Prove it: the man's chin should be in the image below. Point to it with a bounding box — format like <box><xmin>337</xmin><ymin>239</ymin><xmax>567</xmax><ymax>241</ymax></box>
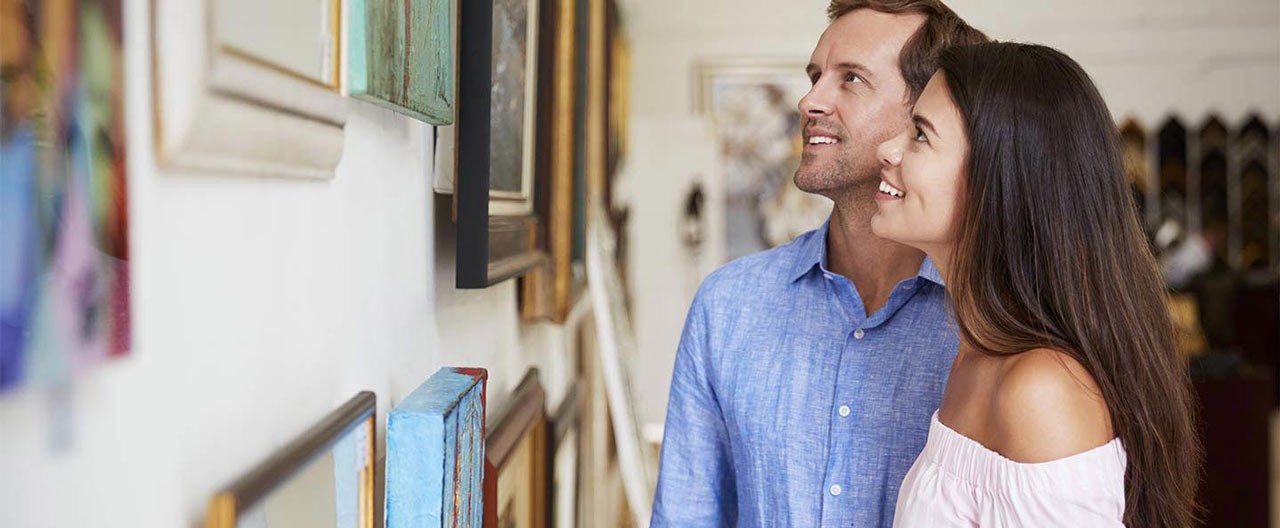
<box><xmin>793</xmin><ymin>169</ymin><xmax>846</xmax><ymax>196</ymax></box>
<box><xmin>795</xmin><ymin>172</ymin><xmax>879</xmax><ymax>202</ymax></box>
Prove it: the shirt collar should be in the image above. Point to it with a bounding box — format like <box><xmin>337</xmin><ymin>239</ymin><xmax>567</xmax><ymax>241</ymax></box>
<box><xmin>789</xmin><ymin>218</ymin><xmax>947</xmax><ymax>287</ymax></box>
<box><xmin>789</xmin><ymin>220</ymin><xmax>831</xmax><ymax>282</ymax></box>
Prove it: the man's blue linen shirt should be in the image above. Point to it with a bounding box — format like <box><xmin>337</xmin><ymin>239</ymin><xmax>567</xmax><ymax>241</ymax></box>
<box><xmin>651</xmin><ymin>222</ymin><xmax>958</xmax><ymax>527</ymax></box>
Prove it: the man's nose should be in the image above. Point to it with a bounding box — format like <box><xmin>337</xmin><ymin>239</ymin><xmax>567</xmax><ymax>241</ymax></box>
<box><xmin>798</xmin><ymin>82</ymin><xmax>833</xmax><ymax>116</ymax></box>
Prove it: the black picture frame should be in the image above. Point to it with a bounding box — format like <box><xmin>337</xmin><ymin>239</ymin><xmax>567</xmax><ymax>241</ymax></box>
<box><xmin>457</xmin><ymin>0</ymin><xmax>548</xmax><ymax>288</ymax></box>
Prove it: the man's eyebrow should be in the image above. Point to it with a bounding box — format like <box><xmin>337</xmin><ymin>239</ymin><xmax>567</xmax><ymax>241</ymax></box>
<box><xmin>805</xmin><ymin>62</ymin><xmax>875</xmax><ymax>80</ymax></box>
<box><xmin>833</xmin><ymin>62</ymin><xmax>875</xmax><ymax>80</ymax></box>
<box><xmin>913</xmin><ymin>113</ymin><xmax>939</xmax><ymax>139</ymax></box>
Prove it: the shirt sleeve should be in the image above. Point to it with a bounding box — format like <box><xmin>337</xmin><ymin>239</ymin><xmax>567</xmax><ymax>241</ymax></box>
<box><xmin>650</xmin><ymin>286</ymin><xmax>737</xmax><ymax>528</ymax></box>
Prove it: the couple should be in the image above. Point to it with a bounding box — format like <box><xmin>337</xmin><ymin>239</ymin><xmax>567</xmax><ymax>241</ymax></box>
<box><xmin>653</xmin><ymin>1</ymin><xmax>1201</xmax><ymax>527</ymax></box>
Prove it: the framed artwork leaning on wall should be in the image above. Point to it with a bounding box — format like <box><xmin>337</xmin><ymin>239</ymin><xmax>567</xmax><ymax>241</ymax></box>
<box><xmin>205</xmin><ymin>392</ymin><xmax>376</xmax><ymax>528</ymax></box>
<box><xmin>484</xmin><ymin>369</ymin><xmax>548</xmax><ymax>528</ymax></box>
<box><xmin>385</xmin><ymin>367</ymin><xmax>487</xmax><ymax>528</ymax></box>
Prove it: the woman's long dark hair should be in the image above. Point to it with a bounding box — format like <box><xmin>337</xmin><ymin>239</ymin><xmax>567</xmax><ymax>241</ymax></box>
<box><xmin>939</xmin><ymin>43</ymin><xmax>1200</xmax><ymax>527</ymax></box>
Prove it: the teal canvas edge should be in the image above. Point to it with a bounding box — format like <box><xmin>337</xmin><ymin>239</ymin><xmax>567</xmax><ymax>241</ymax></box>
<box><xmin>348</xmin><ymin>0</ymin><xmax>369</xmax><ymax>95</ymax></box>
<box><xmin>346</xmin><ymin>0</ymin><xmax>455</xmax><ymax>125</ymax></box>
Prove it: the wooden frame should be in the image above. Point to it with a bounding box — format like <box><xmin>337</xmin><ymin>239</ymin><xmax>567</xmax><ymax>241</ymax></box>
<box><xmin>347</xmin><ymin>0</ymin><xmax>454</xmax><ymax>124</ymax></box>
<box><xmin>548</xmin><ymin>379</ymin><xmax>583</xmax><ymax>528</ymax></box>
<box><xmin>152</xmin><ymin>0</ymin><xmax>347</xmax><ymax>178</ymax></box>
<box><xmin>385</xmin><ymin>368</ymin><xmax>487</xmax><ymax>528</ymax></box>
<box><xmin>205</xmin><ymin>392</ymin><xmax>376</xmax><ymax>528</ymax></box>
<box><xmin>484</xmin><ymin>370</ymin><xmax>548</xmax><ymax>528</ymax></box>
<box><xmin>520</xmin><ymin>0</ymin><xmax>585</xmax><ymax>320</ymax></box>
<box><xmin>456</xmin><ymin>0</ymin><xmax>547</xmax><ymax>288</ymax></box>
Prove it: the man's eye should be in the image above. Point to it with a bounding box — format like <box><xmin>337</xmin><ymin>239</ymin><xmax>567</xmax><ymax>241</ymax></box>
<box><xmin>846</xmin><ymin>73</ymin><xmax>862</xmax><ymax>83</ymax></box>
<box><xmin>810</xmin><ymin>73</ymin><xmax>820</xmax><ymax>85</ymax></box>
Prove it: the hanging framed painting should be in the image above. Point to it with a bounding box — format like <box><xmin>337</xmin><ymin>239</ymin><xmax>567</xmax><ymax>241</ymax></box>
<box><xmin>456</xmin><ymin>0</ymin><xmax>547</xmax><ymax>288</ymax></box>
<box><xmin>348</xmin><ymin>0</ymin><xmax>454</xmax><ymax>124</ymax></box>
<box><xmin>483</xmin><ymin>369</ymin><xmax>548</xmax><ymax>528</ymax></box>
<box><xmin>205</xmin><ymin>392</ymin><xmax>377</xmax><ymax>528</ymax></box>
<box><xmin>1</xmin><ymin>0</ymin><xmax>129</xmax><ymax>391</ymax></box>
<box><xmin>694</xmin><ymin>59</ymin><xmax>832</xmax><ymax>262</ymax></box>
<box><xmin>519</xmin><ymin>0</ymin><xmax>587</xmax><ymax>321</ymax></box>
<box><xmin>152</xmin><ymin>0</ymin><xmax>346</xmax><ymax>178</ymax></box>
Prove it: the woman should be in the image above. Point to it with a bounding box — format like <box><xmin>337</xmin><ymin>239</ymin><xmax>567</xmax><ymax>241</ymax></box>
<box><xmin>873</xmin><ymin>43</ymin><xmax>1200</xmax><ymax>527</ymax></box>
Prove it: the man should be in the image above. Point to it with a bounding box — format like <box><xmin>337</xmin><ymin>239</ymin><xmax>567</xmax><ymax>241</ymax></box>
<box><xmin>652</xmin><ymin>2</ymin><xmax>987</xmax><ymax>526</ymax></box>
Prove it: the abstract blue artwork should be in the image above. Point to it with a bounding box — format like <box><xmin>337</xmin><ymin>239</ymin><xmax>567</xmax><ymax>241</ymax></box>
<box><xmin>386</xmin><ymin>367</ymin><xmax>487</xmax><ymax>528</ymax></box>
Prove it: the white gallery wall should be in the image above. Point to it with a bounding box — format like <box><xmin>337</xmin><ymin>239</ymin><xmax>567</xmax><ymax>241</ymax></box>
<box><xmin>0</xmin><ymin>0</ymin><xmax>577</xmax><ymax>526</ymax></box>
<box><xmin>620</xmin><ymin>0</ymin><xmax>1280</xmax><ymax>427</ymax></box>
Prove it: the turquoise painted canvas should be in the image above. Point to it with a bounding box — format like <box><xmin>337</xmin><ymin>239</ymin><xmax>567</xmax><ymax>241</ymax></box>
<box><xmin>349</xmin><ymin>0</ymin><xmax>454</xmax><ymax>124</ymax></box>
<box><xmin>386</xmin><ymin>367</ymin><xmax>486</xmax><ymax>527</ymax></box>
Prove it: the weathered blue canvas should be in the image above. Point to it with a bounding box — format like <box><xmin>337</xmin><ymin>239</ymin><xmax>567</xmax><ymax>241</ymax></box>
<box><xmin>386</xmin><ymin>368</ymin><xmax>487</xmax><ymax>527</ymax></box>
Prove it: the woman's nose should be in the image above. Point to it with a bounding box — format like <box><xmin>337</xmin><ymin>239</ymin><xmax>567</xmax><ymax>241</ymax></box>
<box><xmin>878</xmin><ymin>133</ymin><xmax>905</xmax><ymax>167</ymax></box>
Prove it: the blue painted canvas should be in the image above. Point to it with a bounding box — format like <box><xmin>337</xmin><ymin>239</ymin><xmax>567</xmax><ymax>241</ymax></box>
<box><xmin>386</xmin><ymin>368</ymin><xmax>487</xmax><ymax>528</ymax></box>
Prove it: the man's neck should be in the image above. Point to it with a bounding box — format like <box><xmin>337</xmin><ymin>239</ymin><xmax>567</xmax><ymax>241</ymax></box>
<box><xmin>825</xmin><ymin>199</ymin><xmax>926</xmax><ymax>316</ymax></box>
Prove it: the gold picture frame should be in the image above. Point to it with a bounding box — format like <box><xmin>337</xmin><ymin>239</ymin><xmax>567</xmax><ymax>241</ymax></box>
<box><xmin>484</xmin><ymin>370</ymin><xmax>548</xmax><ymax>528</ymax></box>
<box><xmin>205</xmin><ymin>392</ymin><xmax>376</xmax><ymax>528</ymax></box>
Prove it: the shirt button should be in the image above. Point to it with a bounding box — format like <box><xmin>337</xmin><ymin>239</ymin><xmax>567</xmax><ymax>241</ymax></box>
<box><xmin>838</xmin><ymin>405</ymin><xmax>851</xmax><ymax>417</ymax></box>
<box><xmin>830</xmin><ymin>484</ymin><xmax>843</xmax><ymax>496</ymax></box>
<box><xmin>854</xmin><ymin>329</ymin><xmax>865</xmax><ymax>339</ymax></box>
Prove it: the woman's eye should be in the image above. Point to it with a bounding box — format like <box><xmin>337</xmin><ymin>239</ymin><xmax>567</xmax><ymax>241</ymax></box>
<box><xmin>914</xmin><ymin>126</ymin><xmax>928</xmax><ymax>143</ymax></box>
<box><xmin>810</xmin><ymin>73</ymin><xmax>820</xmax><ymax>85</ymax></box>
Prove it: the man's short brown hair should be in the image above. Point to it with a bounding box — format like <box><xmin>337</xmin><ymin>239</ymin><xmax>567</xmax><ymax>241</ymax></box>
<box><xmin>827</xmin><ymin>0</ymin><xmax>989</xmax><ymax>100</ymax></box>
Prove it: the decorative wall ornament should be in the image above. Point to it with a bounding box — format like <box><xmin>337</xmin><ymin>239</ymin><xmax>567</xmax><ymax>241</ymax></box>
<box><xmin>1236</xmin><ymin>116</ymin><xmax>1272</xmax><ymax>270</ymax></box>
<box><xmin>1158</xmin><ymin>117</ymin><xmax>1190</xmax><ymax>242</ymax></box>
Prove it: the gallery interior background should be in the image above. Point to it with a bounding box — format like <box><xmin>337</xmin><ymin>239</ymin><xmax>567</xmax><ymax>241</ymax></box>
<box><xmin>0</xmin><ymin>0</ymin><xmax>1277</xmax><ymax>526</ymax></box>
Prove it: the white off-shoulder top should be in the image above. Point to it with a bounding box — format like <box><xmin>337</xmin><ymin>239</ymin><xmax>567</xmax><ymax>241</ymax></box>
<box><xmin>893</xmin><ymin>411</ymin><xmax>1128</xmax><ymax>527</ymax></box>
